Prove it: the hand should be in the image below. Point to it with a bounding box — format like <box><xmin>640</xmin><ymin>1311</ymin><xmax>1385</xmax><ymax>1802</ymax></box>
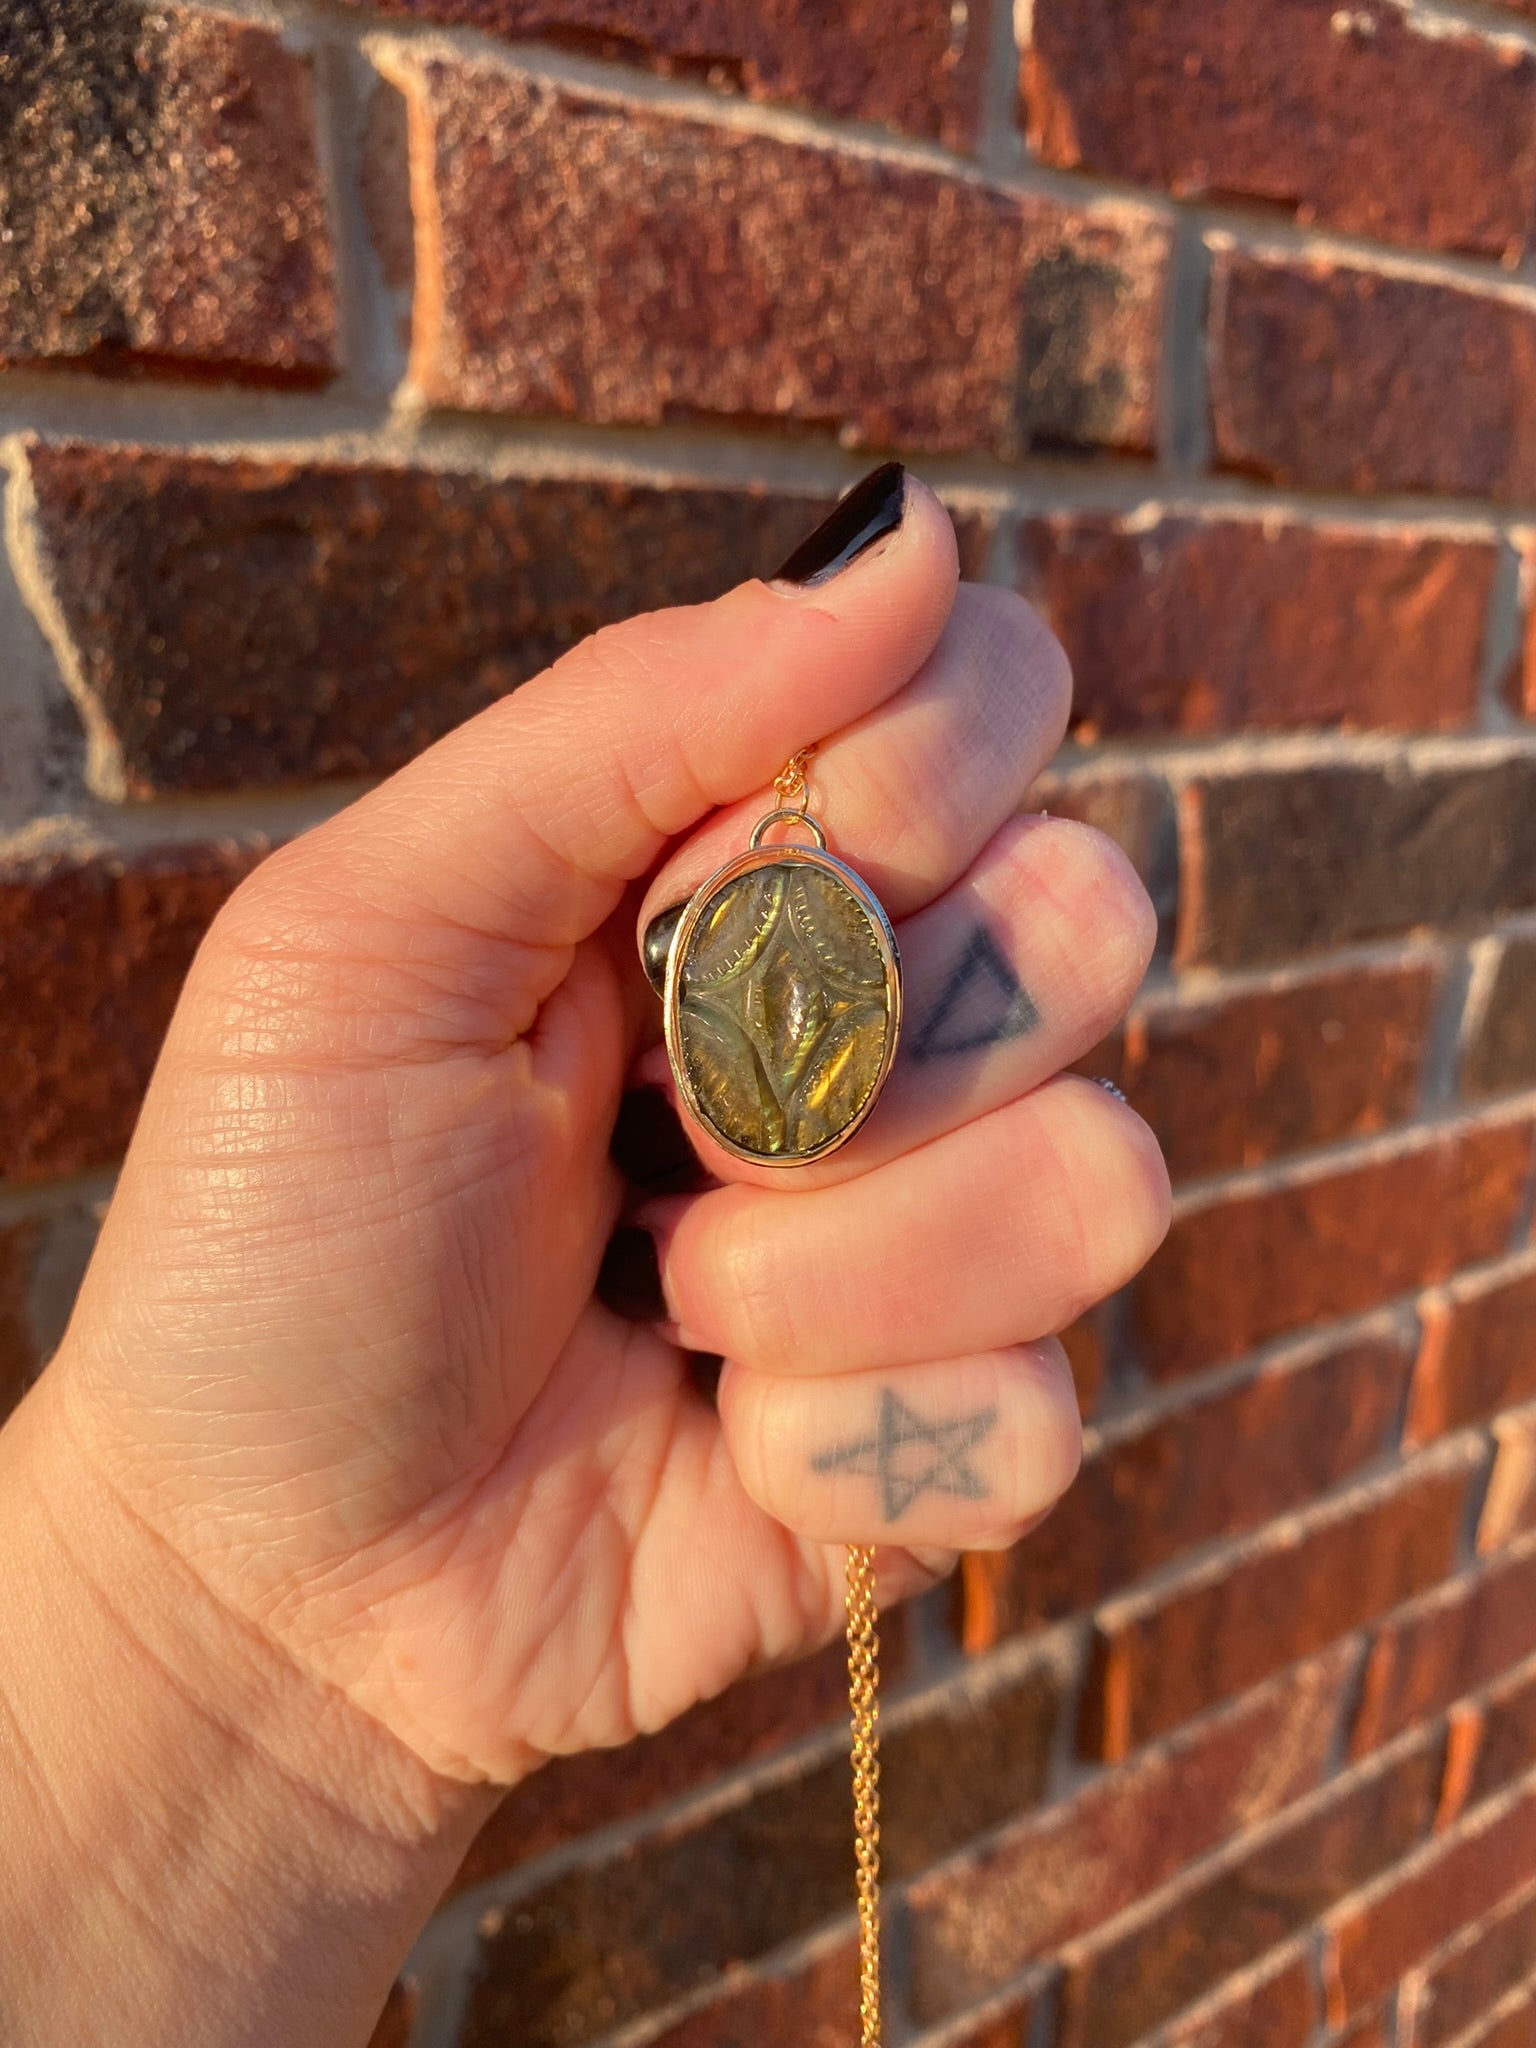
<box><xmin>21</xmin><ymin>472</ymin><xmax>1167</xmax><ymax>1799</ymax></box>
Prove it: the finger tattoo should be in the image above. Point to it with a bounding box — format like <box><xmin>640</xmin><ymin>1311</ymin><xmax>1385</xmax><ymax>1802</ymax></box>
<box><xmin>909</xmin><ymin>926</ymin><xmax>1039</xmax><ymax>1062</ymax></box>
<box><xmin>812</xmin><ymin>1388</ymin><xmax>998</xmax><ymax>1521</ymax></box>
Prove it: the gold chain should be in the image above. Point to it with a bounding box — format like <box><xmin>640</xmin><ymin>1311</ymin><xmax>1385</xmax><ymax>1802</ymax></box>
<box><xmin>775</xmin><ymin>745</ymin><xmax>819</xmax><ymax>810</ymax></box>
<box><xmin>846</xmin><ymin>1543</ymin><xmax>881</xmax><ymax>2048</ymax></box>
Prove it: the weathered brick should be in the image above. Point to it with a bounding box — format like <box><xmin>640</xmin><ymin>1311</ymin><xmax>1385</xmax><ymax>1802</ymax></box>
<box><xmin>353</xmin><ymin>0</ymin><xmax>989</xmax><ymax>148</ymax></box>
<box><xmin>1465</xmin><ymin>1661</ymin><xmax>1536</xmax><ymax>1809</ymax></box>
<box><xmin>970</xmin><ymin>1333</ymin><xmax>1409</xmax><ymax>1635</ymax></box>
<box><xmin>1080</xmin><ymin>1453</ymin><xmax>1475</xmax><ymax>1759</ymax></box>
<box><xmin>392</xmin><ymin>58</ymin><xmax>1168</xmax><ymax>454</ymax></box>
<box><xmin>0</xmin><ymin>841</ymin><xmax>261</xmax><ymax>1183</ymax></box>
<box><xmin>1462</xmin><ymin>1991</ymin><xmax>1536</xmax><ymax>2048</ymax></box>
<box><xmin>451</xmin><ymin>1632</ymin><xmax>867</xmax><ymax>1893</ymax></box>
<box><xmin>1408</xmin><ymin>1264</ymin><xmax>1536</xmax><ymax>1443</ymax></box>
<box><xmin>0</xmin><ymin>1220</ymin><xmax>41</xmax><ymax>1423</ymax></box>
<box><xmin>640</xmin><ymin>1935</ymin><xmax>860</xmax><ymax>2048</ymax></box>
<box><xmin>1179</xmin><ymin>759</ymin><xmax>1536</xmax><ymax>970</ymax></box>
<box><xmin>1143</xmin><ymin>1951</ymin><xmax>1318</xmax><ymax>2048</ymax></box>
<box><xmin>24</xmin><ymin>445</ymin><xmax>990</xmax><ymax>799</ymax></box>
<box><xmin>1124</xmin><ymin>965</ymin><xmax>1438</xmax><ymax>1183</ymax></box>
<box><xmin>1325</xmin><ymin>1782</ymin><xmax>1536</xmax><ymax>2021</ymax></box>
<box><xmin>1410</xmin><ymin>1881</ymin><xmax>1536</xmax><ymax>2048</ymax></box>
<box><xmin>1480</xmin><ymin>1411</ymin><xmax>1536</xmax><ymax>1553</ymax></box>
<box><xmin>1351</xmin><ymin>1542</ymin><xmax>1536</xmax><ymax>1755</ymax></box>
<box><xmin>1211</xmin><ymin>247</ymin><xmax>1536</xmax><ymax>502</ymax></box>
<box><xmin>905</xmin><ymin>1651</ymin><xmax>1349</xmax><ymax>2023</ymax></box>
<box><xmin>0</xmin><ymin>0</ymin><xmax>336</xmax><ymax>379</ymax></box>
<box><xmin>1464</xmin><ymin>937</ymin><xmax>1536</xmax><ymax>1099</ymax></box>
<box><xmin>1056</xmin><ymin>1737</ymin><xmax>1442</xmax><ymax>2048</ymax></box>
<box><xmin>1135</xmin><ymin>1122</ymin><xmax>1532</xmax><ymax>1382</ymax></box>
<box><xmin>1022</xmin><ymin>514</ymin><xmax>1495</xmax><ymax>738</ymax></box>
<box><xmin>1026</xmin><ymin>0</ymin><xmax>1536</xmax><ymax>260</ymax></box>
<box><xmin>463</xmin><ymin>1653</ymin><xmax>1060</xmax><ymax>2047</ymax></box>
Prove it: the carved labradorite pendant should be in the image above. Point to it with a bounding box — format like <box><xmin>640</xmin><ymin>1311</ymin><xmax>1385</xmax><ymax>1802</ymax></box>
<box><xmin>658</xmin><ymin>760</ymin><xmax>901</xmax><ymax>1167</ymax></box>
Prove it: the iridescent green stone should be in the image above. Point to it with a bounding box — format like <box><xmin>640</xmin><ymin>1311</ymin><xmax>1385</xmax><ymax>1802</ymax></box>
<box><xmin>672</xmin><ymin>857</ymin><xmax>894</xmax><ymax>1161</ymax></box>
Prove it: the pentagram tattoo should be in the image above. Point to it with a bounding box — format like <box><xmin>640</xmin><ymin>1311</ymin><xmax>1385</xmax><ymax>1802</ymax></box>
<box><xmin>811</xmin><ymin>1389</ymin><xmax>999</xmax><ymax>1522</ymax></box>
<box><xmin>910</xmin><ymin>926</ymin><xmax>1040</xmax><ymax>1062</ymax></box>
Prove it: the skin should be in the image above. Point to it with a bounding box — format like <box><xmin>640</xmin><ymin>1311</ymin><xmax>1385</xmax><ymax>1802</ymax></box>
<box><xmin>0</xmin><ymin>479</ymin><xmax>1169</xmax><ymax>2047</ymax></box>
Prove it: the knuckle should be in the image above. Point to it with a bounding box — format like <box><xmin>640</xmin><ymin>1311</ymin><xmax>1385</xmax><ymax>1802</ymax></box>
<box><xmin>714</xmin><ymin>1210</ymin><xmax>802</xmax><ymax>1369</ymax></box>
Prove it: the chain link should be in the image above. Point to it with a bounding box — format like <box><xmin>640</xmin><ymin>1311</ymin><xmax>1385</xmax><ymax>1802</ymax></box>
<box><xmin>774</xmin><ymin>745</ymin><xmax>819</xmax><ymax>811</ymax></box>
<box><xmin>846</xmin><ymin>1543</ymin><xmax>881</xmax><ymax>2048</ymax></box>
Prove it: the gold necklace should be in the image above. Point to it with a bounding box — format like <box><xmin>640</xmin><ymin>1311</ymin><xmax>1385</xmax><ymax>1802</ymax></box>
<box><xmin>651</xmin><ymin>751</ymin><xmax>900</xmax><ymax>2039</ymax></box>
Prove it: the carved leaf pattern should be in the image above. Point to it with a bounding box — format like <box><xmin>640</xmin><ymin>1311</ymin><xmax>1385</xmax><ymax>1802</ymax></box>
<box><xmin>679</xmin><ymin>857</ymin><xmax>891</xmax><ymax>1158</ymax></box>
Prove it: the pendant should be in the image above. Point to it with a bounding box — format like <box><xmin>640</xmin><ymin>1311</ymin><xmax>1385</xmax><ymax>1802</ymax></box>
<box><xmin>654</xmin><ymin>752</ymin><xmax>902</xmax><ymax>1167</ymax></box>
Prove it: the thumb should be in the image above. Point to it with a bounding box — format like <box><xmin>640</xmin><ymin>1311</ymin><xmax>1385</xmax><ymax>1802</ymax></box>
<box><xmin>227</xmin><ymin>467</ymin><xmax>957</xmax><ymax>976</ymax></box>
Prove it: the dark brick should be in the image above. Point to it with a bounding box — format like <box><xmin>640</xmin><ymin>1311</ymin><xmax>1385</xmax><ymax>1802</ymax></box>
<box><xmin>1412</xmin><ymin>1882</ymin><xmax>1536</xmax><ymax>2048</ymax></box>
<box><xmin>392</xmin><ymin>58</ymin><xmax>1169</xmax><ymax>454</ymax></box>
<box><xmin>0</xmin><ymin>840</ymin><xmax>261</xmax><ymax>1182</ymax></box>
<box><xmin>905</xmin><ymin>1651</ymin><xmax>1349</xmax><ymax>2022</ymax></box>
<box><xmin>1480</xmin><ymin>1412</ymin><xmax>1536</xmax><ymax>1553</ymax></box>
<box><xmin>451</xmin><ymin>1633</ymin><xmax>865</xmax><ymax>1893</ymax></box>
<box><xmin>1056</xmin><ymin>1737</ymin><xmax>1443</xmax><ymax>2048</ymax></box>
<box><xmin>463</xmin><ymin>1653</ymin><xmax>1059</xmax><ymax>2047</ymax></box>
<box><xmin>972</xmin><ymin>1333</ymin><xmax>1410</xmax><ymax>1634</ymax></box>
<box><xmin>1151</xmin><ymin>1951</ymin><xmax>1318</xmax><ymax>2048</ymax></box>
<box><xmin>0</xmin><ymin>1220</ymin><xmax>41</xmax><ymax>1423</ymax></box>
<box><xmin>0</xmin><ymin>0</ymin><xmax>335</xmax><ymax>379</ymax></box>
<box><xmin>1325</xmin><ymin>1782</ymin><xmax>1536</xmax><ymax>2021</ymax></box>
<box><xmin>640</xmin><ymin>1936</ymin><xmax>859</xmax><ymax>2048</ymax></box>
<box><xmin>353</xmin><ymin>0</ymin><xmax>989</xmax><ymax>148</ymax></box>
<box><xmin>1465</xmin><ymin>1660</ymin><xmax>1536</xmax><ymax>1808</ymax></box>
<box><xmin>1464</xmin><ymin>937</ymin><xmax>1536</xmax><ymax>1100</ymax></box>
<box><xmin>365</xmin><ymin>1980</ymin><xmax>418</xmax><ymax>2048</ymax></box>
<box><xmin>1023</xmin><ymin>514</ymin><xmax>1495</xmax><ymax>738</ymax></box>
<box><xmin>1026</xmin><ymin>0</ymin><xmax>1536</xmax><ymax>260</ymax></box>
<box><xmin>1124</xmin><ymin>965</ymin><xmax>1438</xmax><ymax>1183</ymax></box>
<box><xmin>1408</xmin><ymin>1264</ymin><xmax>1536</xmax><ymax>1442</ymax></box>
<box><xmin>1351</xmin><ymin>1543</ymin><xmax>1536</xmax><ymax>1755</ymax></box>
<box><xmin>1135</xmin><ymin>1121</ymin><xmax>1533</xmax><ymax>1382</ymax></box>
<box><xmin>1179</xmin><ymin>758</ymin><xmax>1536</xmax><ymax>970</ymax></box>
<box><xmin>25</xmin><ymin>444</ymin><xmax>990</xmax><ymax>798</ymax></box>
<box><xmin>1080</xmin><ymin>1453</ymin><xmax>1474</xmax><ymax>1759</ymax></box>
<box><xmin>1211</xmin><ymin>247</ymin><xmax>1536</xmax><ymax>502</ymax></box>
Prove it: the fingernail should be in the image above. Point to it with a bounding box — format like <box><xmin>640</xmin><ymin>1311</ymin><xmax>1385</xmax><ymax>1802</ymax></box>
<box><xmin>611</xmin><ymin>1086</ymin><xmax>704</xmax><ymax>1193</ymax></box>
<box><xmin>597</xmin><ymin>1225</ymin><xmax>668</xmax><ymax>1323</ymax></box>
<box><xmin>771</xmin><ymin>462</ymin><xmax>906</xmax><ymax>589</ymax></box>
<box><xmin>641</xmin><ymin>900</ymin><xmax>688</xmax><ymax>997</ymax></box>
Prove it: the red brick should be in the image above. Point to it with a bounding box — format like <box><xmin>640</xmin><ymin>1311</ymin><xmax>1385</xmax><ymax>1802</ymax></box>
<box><xmin>1081</xmin><ymin>1453</ymin><xmax>1475</xmax><ymax>1759</ymax></box>
<box><xmin>1410</xmin><ymin>1881</ymin><xmax>1536</xmax><ymax>2048</ymax></box>
<box><xmin>1056</xmin><ymin>1736</ymin><xmax>1442</xmax><ymax>2048</ymax></box>
<box><xmin>0</xmin><ymin>841</ymin><xmax>262</xmax><ymax>1183</ymax></box>
<box><xmin>1326</xmin><ymin>1781</ymin><xmax>1536</xmax><ymax>2020</ymax></box>
<box><xmin>1464</xmin><ymin>936</ymin><xmax>1536</xmax><ymax>1099</ymax></box>
<box><xmin>1124</xmin><ymin>965</ymin><xmax>1438</xmax><ymax>1183</ymax></box>
<box><xmin>356</xmin><ymin>0</ymin><xmax>989</xmax><ymax>149</ymax></box>
<box><xmin>1408</xmin><ymin>1265</ymin><xmax>1536</xmax><ymax>1443</ymax></box>
<box><xmin>904</xmin><ymin>1650</ymin><xmax>1350</xmax><ymax>2022</ymax></box>
<box><xmin>1331</xmin><ymin>2015</ymin><xmax>1392</xmax><ymax>2048</ymax></box>
<box><xmin>0</xmin><ymin>1221</ymin><xmax>41</xmax><ymax>1423</ymax></box>
<box><xmin>1463</xmin><ymin>1992</ymin><xmax>1536</xmax><ymax>2048</ymax></box>
<box><xmin>1145</xmin><ymin>1951</ymin><xmax>1318</xmax><ymax>2048</ymax></box>
<box><xmin>451</xmin><ymin>1634</ymin><xmax>859</xmax><ymax>1892</ymax></box>
<box><xmin>1211</xmin><ymin>247</ymin><xmax>1536</xmax><ymax>502</ymax></box>
<box><xmin>1465</xmin><ymin>1660</ymin><xmax>1536</xmax><ymax>1809</ymax></box>
<box><xmin>640</xmin><ymin>1935</ymin><xmax>860</xmax><ymax>2048</ymax></box>
<box><xmin>463</xmin><ymin>1650</ymin><xmax>1059</xmax><ymax>2046</ymax></box>
<box><xmin>0</xmin><ymin>0</ymin><xmax>335</xmax><ymax>380</ymax></box>
<box><xmin>1135</xmin><ymin>1122</ymin><xmax>1533</xmax><ymax>1381</ymax></box>
<box><xmin>24</xmin><ymin>444</ymin><xmax>993</xmax><ymax>799</ymax></box>
<box><xmin>1480</xmin><ymin>1413</ymin><xmax>1536</xmax><ymax>1553</ymax></box>
<box><xmin>1023</xmin><ymin>513</ymin><xmax>1494</xmax><ymax>739</ymax></box>
<box><xmin>1351</xmin><ymin>1542</ymin><xmax>1536</xmax><ymax>1755</ymax></box>
<box><xmin>1061</xmin><ymin>1304</ymin><xmax>1110</xmax><ymax>1417</ymax></box>
<box><xmin>972</xmin><ymin>1333</ymin><xmax>1410</xmax><ymax>1635</ymax></box>
<box><xmin>1026</xmin><ymin>0</ymin><xmax>1536</xmax><ymax>260</ymax></box>
<box><xmin>392</xmin><ymin>57</ymin><xmax>1168</xmax><ymax>454</ymax></box>
<box><xmin>1179</xmin><ymin>759</ymin><xmax>1536</xmax><ymax>970</ymax></box>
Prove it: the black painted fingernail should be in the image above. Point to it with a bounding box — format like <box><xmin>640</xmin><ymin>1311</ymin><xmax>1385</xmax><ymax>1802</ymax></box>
<box><xmin>641</xmin><ymin>900</ymin><xmax>689</xmax><ymax>997</ymax></box>
<box><xmin>611</xmin><ymin>1086</ymin><xmax>704</xmax><ymax>1193</ymax></box>
<box><xmin>772</xmin><ymin>462</ymin><xmax>906</xmax><ymax>588</ymax></box>
<box><xmin>597</xmin><ymin>1225</ymin><xmax>668</xmax><ymax>1323</ymax></box>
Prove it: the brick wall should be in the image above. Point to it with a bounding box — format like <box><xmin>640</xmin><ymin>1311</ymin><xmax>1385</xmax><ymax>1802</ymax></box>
<box><xmin>5</xmin><ymin>2</ymin><xmax>1536</xmax><ymax>2045</ymax></box>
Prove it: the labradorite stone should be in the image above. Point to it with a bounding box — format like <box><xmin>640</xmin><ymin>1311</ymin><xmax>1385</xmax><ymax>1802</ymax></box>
<box><xmin>674</xmin><ymin>859</ymin><xmax>893</xmax><ymax>1159</ymax></box>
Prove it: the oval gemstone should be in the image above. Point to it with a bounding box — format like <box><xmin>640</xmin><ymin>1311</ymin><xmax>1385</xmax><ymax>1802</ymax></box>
<box><xmin>673</xmin><ymin>857</ymin><xmax>895</xmax><ymax>1161</ymax></box>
